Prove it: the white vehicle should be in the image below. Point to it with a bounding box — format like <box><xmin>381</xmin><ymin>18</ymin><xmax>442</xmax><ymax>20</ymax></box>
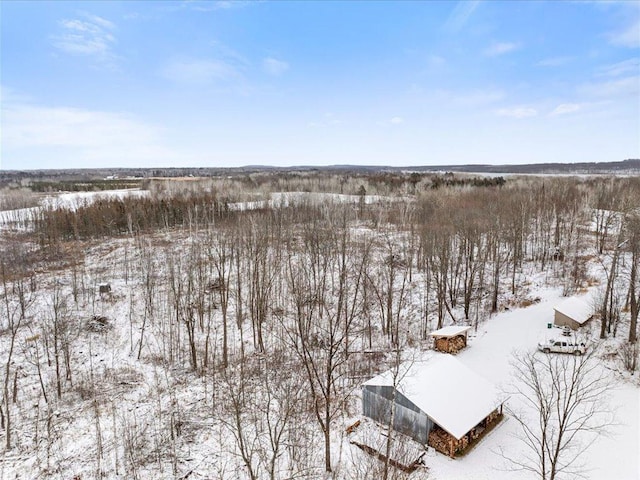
<box><xmin>538</xmin><ymin>338</ymin><xmax>587</xmax><ymax>355</ymax></box>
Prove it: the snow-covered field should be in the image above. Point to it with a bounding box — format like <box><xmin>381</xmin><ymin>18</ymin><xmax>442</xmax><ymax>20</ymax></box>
<box><xmin>0</xmin><ymin>189</ymin><xmax>149</xmax><ymax>229</ymax></box>
<box><xmin>0</xmin><ymin>190</ymin><xmax>391</xmax><ymax>229</ymax></box>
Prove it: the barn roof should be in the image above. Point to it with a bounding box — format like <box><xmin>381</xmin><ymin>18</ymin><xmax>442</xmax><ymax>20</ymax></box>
<box><xmin>363</xmin><ymin>354</ymin><xmax>502</xmax><ymax>440</ymax></box>
<box><xmin>554</xmin><ymin>297</ymin><xmax>593</xmax><ymax>325</ymax></box>
<box><xmin>429</xmin><ymin>325</ymin><xmax>471</xmax><ymax>338</ymax></box>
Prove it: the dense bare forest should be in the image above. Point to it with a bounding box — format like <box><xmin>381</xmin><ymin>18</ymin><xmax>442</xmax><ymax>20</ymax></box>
<box><xmin>0</xmin><ymin>172</ymin><xmax>638</xmax><ymax>479</ymax></box>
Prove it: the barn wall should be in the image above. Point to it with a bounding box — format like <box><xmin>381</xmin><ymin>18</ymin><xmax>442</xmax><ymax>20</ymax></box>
<box><xmin>554</xmin><ymin>311</ymin><xmax>579</xmax><ymax>330</ymax></box>
<box><xmin>362</xmin><ymin>385</ymin><xmax>433</xmax><ymax>444</ymax></box>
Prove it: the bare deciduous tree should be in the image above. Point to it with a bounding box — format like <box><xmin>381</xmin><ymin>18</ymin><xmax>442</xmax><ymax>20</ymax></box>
<box><xmin>626</xmin><ymin>213</ymin><xmax>640</xmax><ymax>344</ymax></box>
<box><xmin>281</xmin><ymin>205</ymin><xmax>367</xmax><ymax>473</ymax></box>
<box><xmin>501</xmin><ymin>350</ymin><xmax>614</xmax><ymax>480</ymax></box>
<box><xmin>47</xmin><ymin>282</ymin><xmax>70</xmax><ymax>399</ymax></box>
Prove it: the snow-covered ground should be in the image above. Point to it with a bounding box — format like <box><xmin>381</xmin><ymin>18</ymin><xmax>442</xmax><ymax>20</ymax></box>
<box><xmin>417</xmin><ymin>283</ymin><xmax>639</xmax><ymax>480</ymax></box>
<box><xmin>38</xmin><ymin>189</ymin><xmax>150</xmax><ymax>210</ymax></box>
<box><xmin>338</xmin><ymin>277</ymin><xmax>639</xmax><ymax>479</ymax></box>
<box><xmin>1</xmin><ymin>249</ymin><xmax>636</xmax><ymax>480</ymax></box>
<box><xmin>0</xmin><ymin>187</ymin><xmax>637</xmax><ymax>479</ymax></box>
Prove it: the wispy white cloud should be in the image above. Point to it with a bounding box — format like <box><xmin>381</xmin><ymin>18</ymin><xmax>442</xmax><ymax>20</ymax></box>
<box><xmin>211</xmin><ymin>40</ymin><xmax>249</xmax><ymax>66</ymax></box>
<box><xmin>578</xmin><ymin>76</ymin><xmax>639</xmax><ymax>97</ymax></box>
<box><xmin>411</xmin><ymin>88</ymin><xmax>505</xmax><ymax>109</ymax></box>
<box><xmin>444</xmin><ymin>0</ymin><xmax>481</xmax><ymax>33</ymax></box>
<box><xmin>596</xmin><ymin>58</ymin><xmax>640</xmax><ymax>77</ymax></box>
<box><xmin>308</xmin><ymin>112</ymin><xmax>342</xmax><ymax>128</ymax></box>
<box><xmin>4</xmin><ymin>105</ymin><xmax>154</xmax><ymax>148</ymax></box>
<box><xmin>0</xmin><ymin>84</ymin><xmax>32</xmax><ymax>104</ymax></box>
<box><xmin>263</xmin><ymin>57</ymin><xmax>289</xmax><ymax>76</ymax></box>
<box><xmin>426</xmin><ymin>54</ymin><xmax>446</xmax><ymax>70</ymax></box>
<box><xmin>536</xmin><ymin>56</ymin><xmax>573</xmax><ymax>67</ymax></box>
<box><xmin>452</xmin><ymin>89</ymin><xmax>505</xmax><ymax>107</ymax></box>
<box><xmin>550</xmin><ymin>103</ymin><xmax>581</xmax><ymax>116</ymax></box>
<box><xmin>161</xmin><ymin>39</ymin><xmax>253</xmax><ymax>89</ymax></box>
<box><xmin>162</xmin><ymin>58</ymin><xmax>243</xmax><ymax>85</ymax></box>
<box><xmin>52</xmin><ymin>13</ymin><xmax>117</xmax><ymax>62</ymax></box>
<box><xmin>608</xmin><ymin>19</ymin><xmax>640</xmax><ymax>48</ymax></box>
<box><xmin>496</xmin><ymin>106</ymin><xmax>537</xmax><ymax>118</ymax></box>
<box><xmin>484</xmin><ymin>42</ymin><xmax>520</xmax><ymax>57</ymax></box>
<box><xmin>84</xmin><ymin>13</ymin><xmax>115</xmax><ymax>30</ymax></box>
<box><xmin>1</xmin><ymin>96</ymin><xmax>175</xmax><ymax>167</ymax></box>
<box><xmin>409</xmin><ymin>86</ymin><xmax>505</xmax><ymax>109</ymax></box>
<box><xmin>188</xmin><ymin>1</ymin><xmax>251</xmax><ymax>12</ymax></box>
<box><xmin>390</xmin><ymin>116</ymin><xmax>404</xmax><ymax>125</ymax></box>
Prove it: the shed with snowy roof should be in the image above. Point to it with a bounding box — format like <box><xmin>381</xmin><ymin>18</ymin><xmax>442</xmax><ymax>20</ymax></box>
<box><xmin>553</xmin><ymin>297</ymin><xmax>593</xmax><ymax>330</ymax></box>
<box><xmin>362</xmin><ymin>355</ymin><xmax>504</xmax><ymax>457</ymax></box>
<box><xmin>429</xmin><ymin>325</ymin><xmax>471</xmax><ymax>353</ymax></box>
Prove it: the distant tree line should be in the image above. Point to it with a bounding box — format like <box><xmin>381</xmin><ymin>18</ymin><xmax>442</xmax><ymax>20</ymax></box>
<box><xmin>430</xmin><ymin>175</ymin><xmax>506</xmax><ymax>189</ymax></box>
<box><xmin>29</xmin><ymin>179</ymin><xmax>142</xmax><ymax>193</ymax></box>
<box><xmin>32</xmin><ymin>192</ymin><xmax>231</xmax><ymax>245</ymax></box>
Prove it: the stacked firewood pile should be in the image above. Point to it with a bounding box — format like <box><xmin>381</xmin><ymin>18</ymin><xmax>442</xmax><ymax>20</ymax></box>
<box><xmin>486</xmin><ymin>409</ymin><xmax>500</xmax><ymax>425</ymax></box>
<box><xmin>428</xmin><ymin>429</ymin><xmax>450</xmax><ymax>455</ymax></box>
<box><xmin>469</xmin><ymin>424</ymin><xmax>485</xmax><ymax>441</ymax></box>
<box><xmin>434</xmin><ymin>335</ymin><xmax>466</xmax><ymax>353</ymax></box>
<box><xmin>428</xmin><ymin>429</ymin><xmax>468</xmax><ymax>457</ymax></box>
<box><xmin>429</xmin><ymin>410</ymin><xmax>503</xmax><ymax>457</ymax></box>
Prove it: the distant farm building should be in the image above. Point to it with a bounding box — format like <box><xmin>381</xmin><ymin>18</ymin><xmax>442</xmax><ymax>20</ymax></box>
<box><xmin>553</xmin><ymin>297</ymin><xmax>593</xmax><ymax>330</ymax></box>
<box><xmin>362</xmin><ymin>355</ymin><xmax>504</xmax><ymax>457</ymax></box>
<box><xmin>429</xmin><ymin>325</ymin><xmax>471</xmax><ymax>354</ymax></box>
<box><xmin>98</xmin><ymin>283</ymin><xmax>112</xmax><ymax>294</ymax></box>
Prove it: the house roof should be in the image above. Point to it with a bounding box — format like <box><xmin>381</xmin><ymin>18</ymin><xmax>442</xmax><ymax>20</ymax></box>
<box><xmin>554</xmin><ymin>296</ymin><xmax>593</xmax><ymax>325</ymax></box>
<box><xmin>429</xmin><ymin>325</ymin><xmax>472</xmax><ymax>338</ymax></box>
<box><xmin>363</xmin><ymin>354</ymin><xmax>503</xmax><ymax>440</ymax></box>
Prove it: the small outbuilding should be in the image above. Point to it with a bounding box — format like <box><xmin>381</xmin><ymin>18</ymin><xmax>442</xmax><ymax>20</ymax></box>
<box><xmin>362</xmin><ymin>355</ymin><xmax>504</xmax><ymax>457</ymax></box>
<box><xmin>553</xmin><ymin>297</ymin><xmax>593</xmax><ymax>330</ymax></box>
<box><xmin>429</xmin><ymin>325</ymin><xmax>471</xmax><ymax>353</ymax></box>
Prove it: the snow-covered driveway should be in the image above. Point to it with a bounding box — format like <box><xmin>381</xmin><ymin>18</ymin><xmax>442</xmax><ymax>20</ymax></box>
<box><xmin>425</xmin><ymin>287</ymin><xmax>640</xmax><ymax>480</ymax></box>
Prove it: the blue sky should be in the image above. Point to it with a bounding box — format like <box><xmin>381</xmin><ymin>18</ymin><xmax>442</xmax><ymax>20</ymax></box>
<box><xmin>1</xmin><ymin>0</ymin><xmax>639</xmax><ymax>170</ymax></box>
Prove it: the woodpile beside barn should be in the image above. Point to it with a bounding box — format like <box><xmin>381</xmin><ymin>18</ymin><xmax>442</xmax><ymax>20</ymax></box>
<box><xmin>427</xmin><ymin>407</ymin><xmax>502</xmax><ymax>457</ymax></box>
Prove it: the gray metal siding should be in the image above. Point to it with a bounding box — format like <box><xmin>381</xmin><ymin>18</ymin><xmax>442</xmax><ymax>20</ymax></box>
<box><xmin>554</xmin><ymin>311</ymin><xmax>580</xmax><ymax>330</ymax></box>
<box><xmin>362</xmin><ymin>385</ymin><xmax>433</xmax><ymax>444</ymax></box>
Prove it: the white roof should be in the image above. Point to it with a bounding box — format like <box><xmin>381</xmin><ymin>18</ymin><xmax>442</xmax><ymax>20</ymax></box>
<box><xmin>363</xmin><ymin>355</ymin><xmax>503</xmax><ymax>440</ymax></box>
<box><xmin>554</xmin><ymin>297</ymin><xmax>593</xmax><ymax>325</ymax></box>
<box><xmin>429</xmin><ymin>325</ymin><xmax>471</xmax><ymax>338</ymax></box>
